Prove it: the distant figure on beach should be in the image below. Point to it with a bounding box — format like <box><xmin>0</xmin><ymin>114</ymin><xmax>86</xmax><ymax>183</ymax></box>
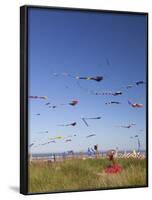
<box><xmin>53</xmin><ymin>154</ymin><xmax>56</xmax><ymax>162</ymax></box>
<box><xmin>94</xmin><ymin>144</ymin><xmax>99</xmax><ymax>159</ymax></box>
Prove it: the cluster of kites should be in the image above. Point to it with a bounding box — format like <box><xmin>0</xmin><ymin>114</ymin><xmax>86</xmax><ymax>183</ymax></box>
<box><xmin>29</xmin><ymin>70</ymin><xmax>145</xmax><ymax>152</ymax></box>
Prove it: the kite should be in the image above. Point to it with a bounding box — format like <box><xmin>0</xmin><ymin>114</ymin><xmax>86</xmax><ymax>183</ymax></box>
<box><xmin>41</xmin><ymin>140</ymin><xmax>56</xmax><ymax>146</ymax></box>
<box><xmin>112</xmin><ymin>91</ymin><xmax>123</xmax><ymax>96</ymax></box>
<box><xmin>49</xmin><ymin>100</ymin><xmax>78</xmax><ymax>109</ymax></box>
<box><xmin>69</xmin><ymin>100</ymin><xmax>79</xmax><ymax>106</ymax></box>
<box><xmin>85</xmin><ymin>89</ymin><xmax>123</xmax><ymax>96</ymax></box>
<box><xmin>86</xmin><ymin>134</ymin><xmax>96</xmax><ymax>138</ymax></box>
<box><xmin>103</xmin><ymin>91</ymin><xmax>122</xmax><ymax>96</ymax></box>
<box><xmin>126</xmin><ymin>85</ymin><xmax>133</xmax><ymax>89</ymax></box>
<box><xmin>28</xmin><ymin>96</ymin><xmax>48</xmax><ymax>99</ymax></box>
<box><xmin>87</xmin><ymin>148</ymin><xmax>96</xmax><ymax>155</ymax></box>
<box><xmin>136</xmin><ymin>81</ymin><xmax>145</xmax><ymax>86</ymax></box>
<box><xmin>36</xmin><ymin>113</ymin><xmax>40</xmax><ymax>116</ymax></box>
<box><xmin>128</xmin><ymin>100</ymin><xmax>143</xmax><ymax>108</ymax></box>
<box><xmin>48</xmin><ymin>140</ymin><xmax>56</xmax><ymax>143</ymax></box>
<box><xmin>48</xmin><ymin>136</ymin><xmax>63</xmax><ymax>140</ymax></box>
<box><xmin>135</xmin><ymin>135</ymin><xmax>139</xmax><ymax>138</ymax></box>
<box><xmin>105</xmin><ymin>101</ymin><xmax>121</xmax><ymax>105</ymax></box>
<box><xmin>53</xmin><ymin>73</ymin><xmax>103</xmax><ymax>82</ymax></box>
<box><xmin>58</xmin><ymin>122</ymin><xmax>77</xmax><ymax>127</ymax></box>
<box><xmin>29</xmin><ymin>143</ymin><xmax>34</xmax><ymax>147</ymax></box>
<box><xmin>45</xmin><ymin>102</ymin><xmax>51</xmax><ymax>106</ymax></box>
<box><xmin>65</xmin><ymin>139</ymin><xmax>72</xmax><ymax>142</ymax></box>
<box><xmin>67</xmin><ymin>134</ymin><xmax>77</xmax><ymax>138</ymax></box>
<box><xmin>117</xmin><ymin>123</ymin><xmax>136</xmax><ymax>129</ymax></box>
<box><xmin>76</xmin><ymin>76</ymin><xmax>103</xmax><ymax>82</ymax></box>
<box><xmin>37</xmin><ymin>131</ymin><xmax>49</xmax><ymax>134</ymax></box>
<box><xmin>49</xmin><ymin>105</ymin><xmax>57</xmax><ymax>109</ymax></box>
<box><xmin>81</xmin><ymin>117</ymin><xmax>101</xmax><ymax>127</ymax></box>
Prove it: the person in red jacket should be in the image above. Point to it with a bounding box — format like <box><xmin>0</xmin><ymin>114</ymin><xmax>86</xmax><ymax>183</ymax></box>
<box><xmin>105</xmin><ymin>149</ymin><xmax>122</xmax><ymax>174</ymax></box>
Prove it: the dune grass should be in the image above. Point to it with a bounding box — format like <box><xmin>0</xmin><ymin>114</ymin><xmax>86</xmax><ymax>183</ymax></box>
<box><xmin>28</xmin><ymin>158</ymin><xmax>147</xmax><ymax>193</ymax></box>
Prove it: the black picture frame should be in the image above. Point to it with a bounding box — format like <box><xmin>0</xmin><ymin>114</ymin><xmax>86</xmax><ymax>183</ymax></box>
<box><xmin>20</xmin><ymin>5</ymin><xmax>148</xmax><ymax>195</ymax></box>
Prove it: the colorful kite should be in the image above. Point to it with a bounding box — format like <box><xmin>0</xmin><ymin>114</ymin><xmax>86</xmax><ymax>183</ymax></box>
<box><xmin>69</xmin><ymin>100</ymin><xmax>79</xmax><ymax>106</ymax></box>
<box><xmin>54</xmin><ymin>73</ymin><xmax>104</xmax><ymax>82</ymax></box>
<box><xmin>48</xmin><ymin>136</ymin><xmax>64</xmax><ymax>140</ymax></box>
<box><xmin>128</xmin><ymin>100</ymin><xmax>143</xmax><ymax>108</ymax></box>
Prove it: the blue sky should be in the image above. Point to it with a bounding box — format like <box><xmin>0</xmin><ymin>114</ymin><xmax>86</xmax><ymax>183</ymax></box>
<box><xmin>28</xmin><ymin>8</ymin><xmax>147</xmax><ymax>154</ymax></box>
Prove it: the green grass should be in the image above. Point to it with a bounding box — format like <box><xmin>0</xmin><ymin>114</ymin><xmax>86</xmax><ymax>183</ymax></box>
<box><xmin>28</xmin><ymin>158</ymin><xmax>147</xmax><ymax>193</ymax></box>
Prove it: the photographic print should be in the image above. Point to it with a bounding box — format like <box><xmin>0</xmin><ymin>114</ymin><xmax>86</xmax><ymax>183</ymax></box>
<box><xmin>20</xmin><ymin>6</ymin><xmax>148</xmax><ymax>194</ymax></box>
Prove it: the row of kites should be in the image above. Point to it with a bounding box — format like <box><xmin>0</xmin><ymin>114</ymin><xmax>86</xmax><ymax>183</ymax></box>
<box><xmin>29</xmin><ymin>74</ymin><xmax>145</xmax><ymax>148</ymax></box>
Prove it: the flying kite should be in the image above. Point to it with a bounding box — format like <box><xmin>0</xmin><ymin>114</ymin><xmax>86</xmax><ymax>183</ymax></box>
<box><xmin>81</xmin><ymin>117</ymin><xmax>101</xmax><ymax>127</ymax></box>
<box><xmin>69</xmin><ymin>100</ymin><xmax>79</xmax><ymax>106</ymax></box>
<box><xmin>48</xmin><ymin>136</ymin><xmax>64</xmax><ymax>140</ymax></box>
<box><xmin>117</xmin><ymin>123</ymin><xmax>136</xmax><ymax>129</ymax></box>
<box><xmin>65</xmin><ymin>139</ymin><xmax>72</xmax><ymax>142</ymax></box>
<box><xmin>126</xmin><ymin>85</ymin><xmax>133</xmax><ymax>89</ymax></box>
<box><xmin>36</xmin><ymin>113</ymin><xmax>40</xmax><ymax>116</ymax></box>
<box><xmin>49</xmin><ymin>105</ymin><xmax>57</xmax><ymax>109</ymax></box>
<box><xmin>28</xmin><ymin>96</ymin><xmax>48</xmax><ymax>99</ymax></box>
<box><xmin>41</xmin><ymin>140</ymin><xmax>56</xmax><ymax>146</ymax></box>
<box><xmin>67</xmin><ymin>134</ymin><xmax>77</xmax><ymax>138</ymax></box>
<box><xmin>103</xmin><ymin>91</ymin><xmax>122</xmax><ymax>96</ymax></box>
<box><xmin>105</xmin><ymin>101</ymin><xmax>121</xmax><ymax>105</ymax></box>
<box><xmin>76</xmin><ymin>76</ymin><xmax>103</xmax><ymax>82</ymax></box>
<box><xmin>135</xmin><ymin>135</ymin><xmax>139</xmax><ymax>138</ymax></box>
<box><xmin>58</xmin><ymin>122</ymin><xmax>77</xmax><ymax>127</ymax></box>
<box><xmin>37</xmin><ymin>131</ymin><xmax>49</xmax><ymax>134</ymax></box>
<box><xmin>136</xmin><ymin>81</ymin><xmax>145</xmax><ymax>86</ymax></box>
<box><xmin>48</xmin><ymin>140</ymin><xmax>56</xmax><ymax>143</ymax></box>
<box><xmin>45</xmin><ymin>102</ymin><xmax>51</xmax><ymax>106</ymax></box>
<box><xmin>29</xmin><ymin>143</ymin><xmax>34</xmax><ymax>147</ymax></box>
<box><xmin>54</xmin><ymin>73</ymin><xmax>104</xmax><ymax>82</ymax></box>
<box><xmin>112</xmin><ymin>91</ymin><xmax>123</xmax><ymax>96</ymax></box>
<box><xmin>128</xmin><ymin>100</ymin><xmax>143</xmax><ymax>108</ymax></box>
<box><xmin>86</xmin><ymin>134</ymin><xmax>96</xmax><ymax>138</ymax></box>
<box><xmin>48</xmin><ymin>100</ymin><xmax>78</xmax><ymax>109</ymax></box>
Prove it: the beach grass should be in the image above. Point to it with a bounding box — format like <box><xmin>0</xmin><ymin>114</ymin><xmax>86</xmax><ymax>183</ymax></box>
<box><xmin>28</xmin><ymin>158</ymin><xmax>147</xmax><ymax>193</ymax></box>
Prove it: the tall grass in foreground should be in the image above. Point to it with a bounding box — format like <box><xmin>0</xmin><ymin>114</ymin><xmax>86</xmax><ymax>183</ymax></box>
<box><xmin>28</xmin><ymin>158</ymin><xmax>147</xmax><ymax>193</ymax></box>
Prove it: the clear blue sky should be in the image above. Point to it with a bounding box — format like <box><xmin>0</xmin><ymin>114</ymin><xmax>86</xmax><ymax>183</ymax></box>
<box><xmin>28</xmin><ymin>8</ymin><xmax>147</xmax><ymax>154</ymax></box>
